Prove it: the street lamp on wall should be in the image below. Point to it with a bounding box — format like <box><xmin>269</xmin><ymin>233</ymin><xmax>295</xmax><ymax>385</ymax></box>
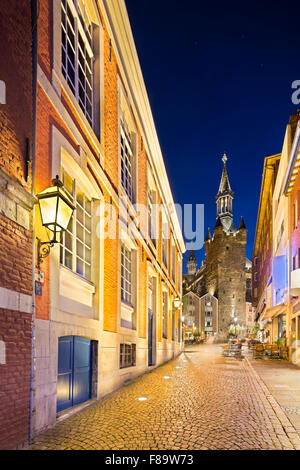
<box><xmin>173</xmin><ymin>297</ymin><xmax>181</xmax><ymax>309</ymax></box>
<box><xmin>36</xmin><ymin>175</ymin><xmax>75</xmax><ymax>268</ymax></box>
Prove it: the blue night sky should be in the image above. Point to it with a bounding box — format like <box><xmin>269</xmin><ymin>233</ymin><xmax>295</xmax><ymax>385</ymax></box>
<box><xmin>125</xmin><ymin>0</ymin><xmax>300</xmax><ymax>272</ymax></box>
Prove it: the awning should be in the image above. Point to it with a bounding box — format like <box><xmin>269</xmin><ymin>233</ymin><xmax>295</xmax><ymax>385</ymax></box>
<box><xmin>262</xmin><ymin>304</ymin><xmax>286</xmax><ymax>320</ymax></box>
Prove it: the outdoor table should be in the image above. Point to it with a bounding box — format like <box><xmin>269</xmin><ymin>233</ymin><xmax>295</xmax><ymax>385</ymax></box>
<box><xmin>222</xmin><ymin>343</ymin><xmax>242</xmax><ymax>358</ymax></box>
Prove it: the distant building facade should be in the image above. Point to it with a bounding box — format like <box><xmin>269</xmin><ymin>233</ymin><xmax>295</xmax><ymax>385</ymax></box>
<box><xmin>182</xmin><ymin>291</ymin><xmax>218</xmax><ymax>337</ymax></box>
<box><xmin>253</xmin><ymin>109</ymin><xmax>300</xmax><ymax>365</ymax></box>
<box><xmin>183</xmin><ymin>155</ymin><xmax>252</xmax><ymax>337</ymax></box>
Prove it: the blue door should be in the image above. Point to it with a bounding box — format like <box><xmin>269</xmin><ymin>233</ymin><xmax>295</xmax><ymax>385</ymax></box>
<box><xmin>57</xmin><ymin>336</ymin><xmax>92</xmax><ymax>412</ymax></box>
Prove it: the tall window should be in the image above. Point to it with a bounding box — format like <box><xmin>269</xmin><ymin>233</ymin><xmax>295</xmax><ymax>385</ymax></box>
<box><xmin>148</xmin><ymin>189</ymin><xmax>156</xmax><ymax>246</ymax></box>
<box><xmin>177</xmin><ymin>257</ymin><xmax>182</xmax><ymax>292</ymax></box>
<box><xmin>61</xmin><ymin>0</ymin><xmax>94</xmax><ymax>126</ymax></box>
<box><xmin>121</xmin><ymin>244</ymin><xmax>132</xmax><ymax>305</ymax></box>
<box><xmin>171</xmin><ymin>242</ymin><xmax>176</xmax><ymax>282</ymax></box>
<box><xmin>172</xmin><ymin>307</ymin><xmax>175</xmax><ymax>341</ymax></box>
<box><xmin>162</xmin><ymin>212</ymin><xmax>169</xmax><ymax>269</ymax></box>
<box><xmin>120</xmin><ymin>120</ymin><xmax>133</xmax><ymax>202</ymax></box>
<box><xmin>60</xmin><ymin>168</ymin><xmax>92</xmax><ymax>281</ymax></box>
<box><xmin>178</xmin><ymin>311</ymin><xmax>181</xmax><ymax>342</ymax></box>
<box><xmin>162</xmin><ymin>292</ymin><xmax>168</xmax><ymax>339</ymax></box>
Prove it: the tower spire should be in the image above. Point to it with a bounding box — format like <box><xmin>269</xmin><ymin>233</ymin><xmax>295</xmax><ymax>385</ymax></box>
<box><xmin>216</xmin><ymin>153</ymin><xmax>235</xmax><ymax>233</ymax></box>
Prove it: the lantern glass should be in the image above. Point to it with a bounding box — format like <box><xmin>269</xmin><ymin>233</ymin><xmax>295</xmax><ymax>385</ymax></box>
<box><xmin>56</xmin><ymin>194</ymin><xmax>74</xmax><ymax>231</ymax></box>
<box><xmin>174</xmin><ymin>298</ymin><xmax>181</xmax><ymax>309</ymax></box>
<box><xmin>38</xmin><ymin>190</ymin><xmax>59</xmax><ymax>232</ymax></box>
<box><xmin>37</xmin><ymin>182</ymin><xmax>74</xmax><ymax>234</ymax></box>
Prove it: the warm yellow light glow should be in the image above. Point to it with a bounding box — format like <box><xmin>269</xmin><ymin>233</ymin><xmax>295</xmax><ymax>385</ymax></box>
<box><xmin>37</xmin><ymin>178</ymin><xmax>75</xmax><ymax>234</ymax></box>
<box><xmin>56</xmin><ymin>197</ymin><xmax>74</xmax><ymax>231</ymax></box>
<box><xmin>39</xmin><ymin>195</ymin><xmax>60</xmax><ymax>231</ymax></box>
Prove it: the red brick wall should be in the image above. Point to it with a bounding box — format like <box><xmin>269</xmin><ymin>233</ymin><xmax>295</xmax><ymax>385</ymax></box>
<box><xmin>0</xmin><ymin>0</ymin><xmax>32</xmax><ymax>190</ymax></box>
<box><xmin>0</xmin><ymin>216</ymin><xmax>32</xmax><ymax>450</ymax></box>
<box><xmin>0</xmin><ymin>214</ymin><xmax>32</xmax><ymax>296</ymax></box>
<box><xmin>0</xmin><ymin>309</ymin><xmax>32</xmax><ymax>450</ymax></box>
<box><xmin>38</xmin><ymin>0</ymin><xmax>52</xmax><ymax>81</ymax></box>
<box><xmin>0</xmin><ymin>0</ymin><xmax>33</xmax><ymax>450</ymax></box>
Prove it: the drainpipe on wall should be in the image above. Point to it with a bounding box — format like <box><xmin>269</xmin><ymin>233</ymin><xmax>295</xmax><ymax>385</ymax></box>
<box><xmin>29</xmin><ymin>0</ymin><xmax>38</xmax><ymax>445</ymax></box>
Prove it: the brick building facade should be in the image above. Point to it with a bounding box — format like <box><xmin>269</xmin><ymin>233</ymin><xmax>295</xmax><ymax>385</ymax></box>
<box><xmin>0</xmin><ymin>0</ymin><xmax>185</xmax><ymax>447</ymax></box>
<box><xmin>0</xmin><ymin>1</ymin><xmax>36</xmax><ymax>449</ymax></box>
<box><xmin>31</xmin><ymin>0</ymin><xmax>184</xmax><ymax>435</ymax></box>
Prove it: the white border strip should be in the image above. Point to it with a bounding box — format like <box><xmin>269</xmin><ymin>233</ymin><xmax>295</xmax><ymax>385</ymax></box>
<box><xmin>0</xmin><ymin>287</ymin><xmax>32</xmax><ymax>314</ymax></box>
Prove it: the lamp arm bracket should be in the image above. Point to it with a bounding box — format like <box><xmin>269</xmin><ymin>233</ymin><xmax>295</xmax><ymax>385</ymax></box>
<box><xmin>36</xmin><ymin>237</ymin><xmax>57</xmax><ymax>269</ymax></box>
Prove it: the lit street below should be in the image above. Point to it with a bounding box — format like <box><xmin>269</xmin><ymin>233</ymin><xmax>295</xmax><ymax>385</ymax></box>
<box><xmin>26</xmin><ymin>344</ymin><xmax>300</xmax><ymax>450</ymax></box>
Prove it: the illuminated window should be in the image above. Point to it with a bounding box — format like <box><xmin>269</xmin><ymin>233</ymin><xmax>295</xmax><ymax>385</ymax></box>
<box><xmin>60</xmin><ymin>168</ymin><xmax>92</xmax><ymax>281</ymax></box>
<box><xmin>171</xmin><ymin>241</ymin><xmax>176</xmax><ymax>282</ymax></box>
<box><xmin>148</xmin><ymin>189</ymin><xmax>157</xmax><ymax>246</ymax></box>
<box><xmin>172</xmin><ymin>306</ymin><xmax>175</xmax><ymax>341</ymax></box>
<box><xmin>162</xmin><ymin>210</ymin><xmax>169</xmax><ymax>268</ymax></box>
<box><xmin>121</xmin><ymin>244</ymin><xmax>132</xmax><ymax>305</ymax></box>
<box><xmin>177</xmin><ymin>257</ymin><xmax>182</xmax><ymax>292</ymax></box>
<box><xmin>61</xmin><ymin>0</ymin><xmax>94</xmax><ymax>126</ymax></box>
<box><xmin>162</xmin><ymin>291</ymin><xmax>168</xmax><ymax>339</ymax></box>
<box><xmin>120</xmin><ymin>343</ymin><xmax>136</xmax><ymax>369</ymax></box>
<box><xmin>120</xmin><ymin>120</ymin><xmax>133</xmax><ymax>202</ymax></box>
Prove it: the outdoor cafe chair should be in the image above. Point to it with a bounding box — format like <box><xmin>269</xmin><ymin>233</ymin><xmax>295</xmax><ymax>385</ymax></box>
<box><xmin>264</xmin><ymin>344</ymin><xmax>272</xmax><ymax>356</ymax></box>
<box><xmin>270</xmin><ymin>344</ymin><xmax>280</xmax><ymax>359</ymax></box>
<box><xmin>280</xmin><ymin>346</ymin><xmax>288</xmax><ymax>360</ymax></box>
<box><xmin>253</xmin><ymin>344</ymin><xmax>264</xmax><ymax>358</ymax></box>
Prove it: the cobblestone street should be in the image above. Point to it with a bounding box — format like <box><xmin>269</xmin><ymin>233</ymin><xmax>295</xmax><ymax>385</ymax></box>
<box><xmin>26</xmin><ymin>344</ymin><xmax>300</xmax><ymax>450</ymax></box>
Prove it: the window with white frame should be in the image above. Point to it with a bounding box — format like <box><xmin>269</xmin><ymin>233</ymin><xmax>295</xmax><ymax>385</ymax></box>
<box><xmin>60</xmin><ymin>168</ymin><xmax>92</xmax><ymax>281</ymax></box>
<box><xmin>162</xmin><ymin>211</ymin><xmax>169</xmax><ymax>269</ymax></box>
<box><xmin>172</xmin><ymin>307</ymin><xmax>176</xmax><ymax>341</ymax></box>
<box><xmin>121</xmin><ymin>243</ymin><xmax>132</xmax><ymax>305</ymax></box>
<box><xmin>120</xmin><ymin>119</ymin><xmax>133</xmax><ymax>202</ymax></box>
<box><xmin>148</xmin><ymin>188</ymin><xmax>157</xmax><ymax>246</ymax></box>
<box><xmin>171</xmin><ymin>241</ymin><xmax>176</xmax><ymax>282</ymax></box>
<box><xmin>177</xmin><ymin>257</ymin><xmax>182</xmax><ymax>292</ymax></box>
<box><xmin>120</xmin><ymin>343</ymin><xmax>136</xmax><ymax>369</ymax></box>
<box><xmin>178</xmin><ymin>311</ymin><xmax>181</xmax><ymax>342</ymax></box>
<box><xmin>162</xmin><ymin>291</ymin><xmax>168</xmax><ymax>339</ymax></box>
<box><xmin>61</xmin><ymin>0</ymin><xmax>94</xmax><ymax>126</ymax></box>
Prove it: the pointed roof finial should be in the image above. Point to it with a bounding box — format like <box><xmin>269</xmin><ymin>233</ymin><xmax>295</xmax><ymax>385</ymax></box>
<box><xmin>205</xmin><ymin>228</ymin><xmax>212</xmax><ymax>241</ymax></box>
<box><xmin>238</xmin><ymin>216</ymin><xmax>246</xmax><ymax>230</ymax></box>
<box><xmin>215</xmin><ymin>216</ymin><xmax>223</xmax><ymax>229</ymax></box>
<box><xmin>217</xmin><ymin>153</ymin><xmax>233</xmax><ymax>198</ymax></box>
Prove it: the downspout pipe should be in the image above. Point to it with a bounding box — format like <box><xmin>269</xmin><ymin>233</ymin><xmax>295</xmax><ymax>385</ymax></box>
<box><xmin>29</xmin><ymin>0</ymin><xmax>38</xmax><ymax>445</ymax></box>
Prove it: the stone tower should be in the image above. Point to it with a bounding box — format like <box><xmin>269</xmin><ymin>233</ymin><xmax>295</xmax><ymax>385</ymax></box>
<box><xmin>204</xmin><ymin>156</ymin><xmax>247</xmax><ymax>335</ymax></box>
<box><xmin>187</xmin><ymin>249</ymin><xmax>197</xmax><ymax>276</ymax></box>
